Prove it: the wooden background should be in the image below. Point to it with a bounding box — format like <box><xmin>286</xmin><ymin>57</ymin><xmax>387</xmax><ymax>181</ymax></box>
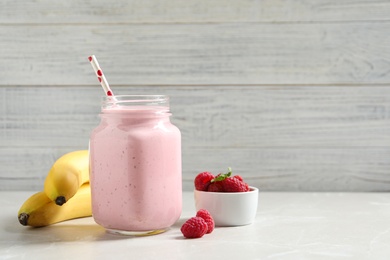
<box><xmin>1</xmin><ymin>0</ymin><xmax>390</xmax><ymax>191</ymax></box>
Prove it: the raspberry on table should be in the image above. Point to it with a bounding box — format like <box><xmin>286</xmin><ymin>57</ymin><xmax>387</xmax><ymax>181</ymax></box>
<box><xmin>180</xmin><ymin>217</ymin><xmax>208</xmax><ymax>238</ymax></box>
<box><xmin>196</xmin><ymin>209</ymin><xmax>215</xmax><ymax>233</ymax></box>
<box><xmin>194</xmin><ymin>171</ymin><xmax>215</xmax><ymax>191</ymax></box>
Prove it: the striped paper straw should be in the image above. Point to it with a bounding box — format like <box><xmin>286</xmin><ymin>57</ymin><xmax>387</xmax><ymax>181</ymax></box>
<box><xmin>88</xmin><ymin>55</ymin><xmax>114</xmax><ymax>96</ymax></box>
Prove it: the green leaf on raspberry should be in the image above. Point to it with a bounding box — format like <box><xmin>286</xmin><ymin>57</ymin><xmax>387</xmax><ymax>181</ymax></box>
<box><xmin>211</xmin><ymin>167</ymin><xmax>232</xmax><ymax>183</ymax></box>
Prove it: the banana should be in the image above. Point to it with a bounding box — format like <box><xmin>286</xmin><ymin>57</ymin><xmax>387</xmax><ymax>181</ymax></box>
<box><xmin>18</xmin><ymin>183</ymin><xmax>92</xmax><ymax>227</ymax></box>
<box><xmin>44</xmin><ymin>150</ymin><xmax>89</xmax><ymax>205</ymax></box>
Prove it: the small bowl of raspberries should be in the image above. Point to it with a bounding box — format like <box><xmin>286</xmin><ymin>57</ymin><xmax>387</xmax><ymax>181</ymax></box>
<box><xmin>194</xmin><ymin>168</ymin><xmax>258</xmax><ymax>227</ymax></box>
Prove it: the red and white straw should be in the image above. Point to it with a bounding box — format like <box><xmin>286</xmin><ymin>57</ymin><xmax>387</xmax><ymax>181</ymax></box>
<box><xmin>88</xmin><ymin>55</ymin><xmax>114</xmax><ymax>96</ymax></box>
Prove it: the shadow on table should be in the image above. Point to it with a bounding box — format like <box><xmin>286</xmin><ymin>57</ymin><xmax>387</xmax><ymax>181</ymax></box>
<box><xmin>4</xmin><ymin>213</ymin><xmax>203</xmax><ymax>243</ymax></box>
<box><xmin>3</xmin><ymin>215</ymin><xmax>137</xmax><ymax>243</ymax></box>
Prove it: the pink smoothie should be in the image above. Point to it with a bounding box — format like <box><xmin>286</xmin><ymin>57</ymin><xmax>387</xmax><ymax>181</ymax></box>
<box><xmin>89</xmin><ymin>105</ymin><xmax>182</xmax><ymax>233</ymax></box>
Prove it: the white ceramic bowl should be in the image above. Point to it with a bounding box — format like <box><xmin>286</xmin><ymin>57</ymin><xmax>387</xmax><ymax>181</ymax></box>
<box><xmin>194</xmin><ymin>187</ymin><xmax>259</xmax><ymax>226</ymax></box>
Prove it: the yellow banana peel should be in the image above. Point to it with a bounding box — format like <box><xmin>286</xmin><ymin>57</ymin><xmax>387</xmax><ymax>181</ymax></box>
<box><xmin>44</xmin><ymin>150</ymin><xmax>90</xmax><ymax>205</ymax></box>
<box><xmin>18</xmin><ymin>183</ymin><xmax>92</xmax><ymax>227</ymax></box>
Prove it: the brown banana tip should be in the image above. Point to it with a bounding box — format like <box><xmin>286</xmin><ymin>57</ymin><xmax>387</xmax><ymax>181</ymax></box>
<box><xmin>55</xmin><ymin>196</ymin><xmax>66</xmax><ymax>206</ymax></box>
<box><xmin>18</xmin><ymin>213</ymin><xmax>29</xmax><ymax>226</ymax></box>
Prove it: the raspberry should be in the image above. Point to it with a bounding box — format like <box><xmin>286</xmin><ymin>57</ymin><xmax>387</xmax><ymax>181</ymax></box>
<box><xmin>195</xmin><ymin>168</ymin><xmax>250</xmax><ymax>193</ymax></box>
<box><xmin>196</xmin><ymin>209</ymin><xmax>214</xmax><ymax>233</ymax></box>
<box><xmin>222</xmin><ymin>177</ymin><xmax>249</xmax><ymax>192</ymax></box>
<box><xmin>194</xmin><ymin>172</ymin><xmax>214</xmax><ymax>191</ymax></box>
<box><xmin>181</xmin><ymin>217</ymin><xmax>208</xmax><ymax>238</ymax></box>
<box><xmin>207</xmin><ymin>181</ymin><xmax>224</xmax><ymax>192</ymax></box>
<box><xmin>233</xmin><ymin>175</ymin><xmax>244</xmax><ymax>182</ymax></box>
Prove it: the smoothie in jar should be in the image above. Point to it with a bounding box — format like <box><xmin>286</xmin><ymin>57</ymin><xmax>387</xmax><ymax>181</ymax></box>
<box><xmin>89</xmin><ymin>95</ymin><xmax>182</xmax><ymax>235</ymax></box>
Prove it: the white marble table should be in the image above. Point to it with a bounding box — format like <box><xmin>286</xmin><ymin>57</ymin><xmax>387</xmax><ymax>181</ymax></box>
<box><xmin>1</xmin><ymin>191</ymin><xmax>389</xmax><ymax>259</ymax></box>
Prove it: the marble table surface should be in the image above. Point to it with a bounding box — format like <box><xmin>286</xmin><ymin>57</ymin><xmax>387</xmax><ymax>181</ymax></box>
<box><xmin>1</xmin><ymin>191</ymin><xmax>389</xmax><ymax>260</ymax></box>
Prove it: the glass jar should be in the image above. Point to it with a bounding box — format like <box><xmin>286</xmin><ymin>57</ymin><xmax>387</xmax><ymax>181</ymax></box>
<box><xmin>89</xmin><ymin>95</ymin><xmax>182</xmax><ymax>235</ymax></box>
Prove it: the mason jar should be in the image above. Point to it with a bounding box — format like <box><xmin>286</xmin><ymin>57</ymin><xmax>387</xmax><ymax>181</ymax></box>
<box><xmin>89</xmin><ymin>95</ymin><xmax>182</xmax><ymax>235</ymax></box>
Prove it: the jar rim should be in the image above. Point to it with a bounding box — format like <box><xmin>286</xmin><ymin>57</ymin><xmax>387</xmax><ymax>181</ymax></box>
<box><xmin>102</xmin><ymin>95</ymin><xmax>169</xmax><ymax>109</ymax></box>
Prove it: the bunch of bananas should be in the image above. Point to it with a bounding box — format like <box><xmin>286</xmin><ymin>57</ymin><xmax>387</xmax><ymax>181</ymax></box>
<box><xmin>18</xmin><ymin>150</ymin><xmax>92</xmax><ymax>227</ymax></box>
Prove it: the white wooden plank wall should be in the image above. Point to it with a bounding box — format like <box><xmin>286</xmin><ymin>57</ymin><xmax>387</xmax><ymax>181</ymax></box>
<box><xmin>1</xmin><ymin>0</ymin><xmax>390</xmax><ymax>191</ymax></box>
